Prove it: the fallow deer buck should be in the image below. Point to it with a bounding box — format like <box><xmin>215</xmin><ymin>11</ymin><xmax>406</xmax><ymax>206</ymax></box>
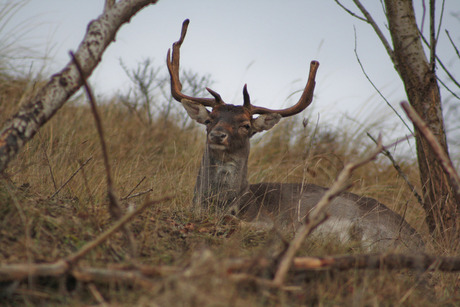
<box><xmin>167</xmin><ymin>20</ymin><xmax>424</xmax><ymax>251</ymax></box>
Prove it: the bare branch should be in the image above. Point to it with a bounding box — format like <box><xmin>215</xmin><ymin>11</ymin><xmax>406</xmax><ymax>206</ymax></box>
<box><xmin>292</xmin><ymin>253</ymin><xmax>460</xmax><ymax>271</ymax></box>
<box><xmin>0</xmin><ymin>0</ymin><xmax>159</xmax><ymax>173</ymax></box>
<box><xmin>71</xmin><ymin>51</ymin><xmax>138</xmax><ymax>257</ymax></box>
<box><xmin>3</xmin><ymin>250</ymin><xmax>460</xmax><ymax>286</ymax></box>
<box><xmin>351</xmin><ymin>0</ymin><xmax>395</xmax><ymax>63</ymax></box>
<box><xmin>437</xmin><ymin>76</ymin><xmax>460</xmax><ymax>100</ymax></box>
<box><xmin>353</xmin><ymin>27</ymin><xmax>413</xmax><ymax>133</ymax></box>
<box><xmin>446</xmin><ymin>30</ymin><xmax>460</xmax><ymax>59</ymax></box>
<box><xmin>121</xmin><ymin>176</ymin><xmax>146</xmax><ymax>200</ymax></box>
<box><xmin>421</xmin><ymin>0</ymin><xmax>427</xmax><ymax>34</ymax></box>
<box><xmin>419</xmin><ymin>26</ymin><xmax>460</xmax><ymax>93</ymax></box>
<box><xmin>333</xmin><ymin>0</ymin><xmax>367</xmax><ymax>22</ymax></box>
<box><xmin>121</xmin><ymin>188</ymin><xmax>154</xmax><ymax>201</ymax></box>
<box><xmin>435</xmin><ymin>0</ymin><xmax>446</xmax><ymax>44</ymax></box>
<box><xmin>70</xmin><ymin>52</ymin><xmax>111</xmax><ymax>192</ymax></box>
<box><xmin>273</xmin><ymin>138</ymin><xmax>384</xmax><ymax>286</ymax></box>
<box><xmin>73</xmin><ymin>267</ymin><xmax>157</xmax><ymax>290</ymax></box>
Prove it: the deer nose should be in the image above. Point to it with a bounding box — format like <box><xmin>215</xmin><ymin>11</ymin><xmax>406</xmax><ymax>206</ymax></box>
<box><xmin>209</xmin><ymin>130</ymin><xmax>228</xmax><ymax>144</ymax></box>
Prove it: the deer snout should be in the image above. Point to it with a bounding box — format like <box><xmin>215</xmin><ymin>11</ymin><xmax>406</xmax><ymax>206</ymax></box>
<box><xmin>209</xmin><ymin>130</ymin><xmax>228</xmax><ymax>143</ymax></box>
<box><xmin>208</xmin><ymin>128</ymin><xmax>229</xmax><ymax>150</ymax></box>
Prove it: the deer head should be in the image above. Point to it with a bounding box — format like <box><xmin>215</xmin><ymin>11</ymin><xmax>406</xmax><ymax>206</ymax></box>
<box><xmin>166</xmin><ymin>19</ymin><xmax>319</xmax><ymax>155</ymax></box>
<box><xmin>167</xmin><ymin>19</ymin><xmax>319</xmax><ymax>211</ymax></box>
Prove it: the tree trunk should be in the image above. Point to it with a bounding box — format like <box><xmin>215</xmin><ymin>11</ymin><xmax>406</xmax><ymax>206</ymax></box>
<box><xmin>0</xmin><ymin>0</ymin><xmax>158</xmax><ymax>173</ymax></box>
<box><xmin>384</xmin><ymin>0</ymin><xmax>459</xmax><ymax>239</ymax></box>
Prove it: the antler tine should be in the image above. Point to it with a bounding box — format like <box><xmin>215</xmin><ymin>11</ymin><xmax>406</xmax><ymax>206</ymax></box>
<box><xmin>248</xmin><ymin>61</ymin><xmax>320</xmax><ymax>117</ymax></box>
<box><xmin>242</xmin><ymin>84</ymin><xmax>251</xmax><ymax>109</ymax></box>
<box><xmin>166</xmin><ymin>19</ymin><xmax>218</xmax><ymax>107</ymax></box>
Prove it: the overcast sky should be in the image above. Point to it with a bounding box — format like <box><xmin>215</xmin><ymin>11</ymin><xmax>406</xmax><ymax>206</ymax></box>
<box><xmin>4</xmin><ymin>0</ymin><xmax>460</xmax><ymax>148</ymax></box>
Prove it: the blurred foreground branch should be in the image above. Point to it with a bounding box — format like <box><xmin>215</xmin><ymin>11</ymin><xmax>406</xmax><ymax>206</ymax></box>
<box><xmin>0</xmin><ymin>0</ymin><xmax>159</xmax><ymax>173</ymax></box>
<box><xmin>401</xmin><ymin>101</ymin><xmax>460</xmax><ymax>201</ymax></box>
<box><xmin>2</xmin><ymin>251</ymin><xmax>460</xmax><ymax>288</ymax></box>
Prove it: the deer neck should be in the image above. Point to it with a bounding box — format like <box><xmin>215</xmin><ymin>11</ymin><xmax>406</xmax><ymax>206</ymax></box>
<box><xmin>194</xmin><ymin>144</ymin><xmax>249</xmax><ymax>212</ymax></box>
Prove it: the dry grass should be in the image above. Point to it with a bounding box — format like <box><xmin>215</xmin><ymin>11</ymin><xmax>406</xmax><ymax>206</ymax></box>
<box><xmin>0</xmin><ymin>75</ymin><xmax>459</xmax><ymax>306</ymax></box>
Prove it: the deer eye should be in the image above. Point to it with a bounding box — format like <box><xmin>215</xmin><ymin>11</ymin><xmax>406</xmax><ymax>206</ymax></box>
<box><xmin>241</xmin><ymin>124</ymin><xmax>250</xmax><ymax>130</ymax></box>
<box><xmin>204</xmin><ymin>119</ymin><xmax>211</xmax><ymax>125</ymax></box>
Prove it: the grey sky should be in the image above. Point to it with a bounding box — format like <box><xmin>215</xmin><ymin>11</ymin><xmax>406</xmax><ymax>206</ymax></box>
<box><xmin>5</xmin><ymin>0</ymin><xmax>460</xmax><ymax>146</ymax></box>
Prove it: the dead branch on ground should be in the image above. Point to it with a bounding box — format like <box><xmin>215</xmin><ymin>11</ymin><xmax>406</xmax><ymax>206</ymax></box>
<box><xmin>2</xmin><ymin>251</ymin><xmax>460</xmax><ymax>289</ymax></box>
<box><xmin>226</xmin><ymin>253</ymin><xmax>460</xmax><ymax>273</ymax></box>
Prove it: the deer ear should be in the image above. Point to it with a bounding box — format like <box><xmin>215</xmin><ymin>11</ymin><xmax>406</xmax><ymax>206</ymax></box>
<box><xmin>181</xmin><ymin>99</ymin><xmax>210</xmax><ymax>124</ymax></box>
<box><xmin>252</xmin><ymin>113</ymin><xmax>281</xmax><ymax>132</ymax></box>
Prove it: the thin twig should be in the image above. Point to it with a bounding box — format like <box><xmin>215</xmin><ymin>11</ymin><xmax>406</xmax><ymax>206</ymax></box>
<box><xmin>421</xmin><ymin>0</ymin><xmax>427</xmax><ymax>34</ymax></box>
<box><xmin>419</xmin><ymin>30</ymin><xmax>460</xmax><ymax>92</ymax></box>
<box><xmin>401</xmin><ymin>101</ymin><xmax>460</xmax><ymax>202</ymax></box>
<box><xmin>122</xmin><ymin>188</ymin><xmax>154</xmax><ymax>201</ymax></box>
<box><xmin>366</xmin><ymin>132</ymin><xmax>423</xmax><ymax>208</ymax></box>
<box><xmin>353</xmin><ymin>27</ymin><xmax>413</xmax><ymax>134</ymax></box>
<box><xmin>273</xmin><ymin>138</ymin><xmax>384</xmax><ymax>286</ymax></box>
<box><xmin>121</xmin><ymin>176</ymin><xmax>146</xmax><ymax>200</ymax></box>
<box><xmin>49</xmin><ymin>157</ymin><xmax>93</xmax><ymax>199</ymax></box>
<box><xmin>333</xmin><ymin>0</ymin><xmax>367</xmax><ymax>22</ymax></box>
<box><xmin>435</xmin><ymin>0</ymin><xmax>446</xmax><ymax>44</ymax></box>
<box><xmin>351</xmin><ymin>0</ymin><xmax>395</xmax><ymax>63</ymax></box>
<box><xmin>446</xmin><ymin>30</ymin><xmax>460</xmax><ymax>59</ymax></box>
<box><xmin>437</xmin><ymin>76</ymin><xmax>460</xmax><ymax>100</ymax></box>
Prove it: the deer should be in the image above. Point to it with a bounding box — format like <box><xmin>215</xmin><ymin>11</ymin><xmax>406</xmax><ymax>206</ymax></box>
<box><xmin>166</xmin><ymin>20</ymin><xmax>424</xmax><ymax>252</ymax></box>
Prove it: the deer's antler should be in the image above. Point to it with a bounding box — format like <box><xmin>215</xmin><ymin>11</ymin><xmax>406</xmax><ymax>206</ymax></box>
<box><xmin>167</xmin><ymin>19</ymin><xmax>319</xmax><ymax>117</ymax></box>
<box><xmin>244</xmin><ymin>61</ymin><xmax>319</xmax><ymax>117</ymax></box>
<box><xmin>166</xmin><ymin>19</ymin><xmax>220</xmax><ymax>107</ymax></box>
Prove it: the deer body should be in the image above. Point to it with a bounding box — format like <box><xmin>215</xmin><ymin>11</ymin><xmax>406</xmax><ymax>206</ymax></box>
<box><xmin>185</xmin><ymin>103</ymin><xmax>423</xmax><ymax>251</ymax></box>
<box><xmin>167</xmin><ymin>20</ymin><xmax>424</xmax><ymax>252</ymax></box>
